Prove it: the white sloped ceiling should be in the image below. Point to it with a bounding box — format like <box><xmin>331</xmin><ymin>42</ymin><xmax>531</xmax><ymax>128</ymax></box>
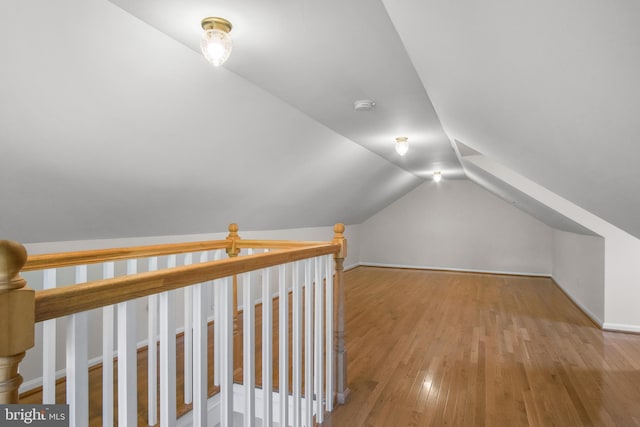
<box><xmin>0</xmin><ymin>0</ymin><xmax>422</xmax><ymax>243</ymax></box>
<box><xmin>5</xmin><ymin>0</ymin><xmax>637</xmax><ymax>244</ymax></box>
<box><xmin>106</xmin><ymin>0</ymin><xmax>463</xmax><ymax>181</ymax></box>
<box><xmin>383</xmin><ymin>0</ymin><xmax>640</xmax><ymax>239</ymax></box>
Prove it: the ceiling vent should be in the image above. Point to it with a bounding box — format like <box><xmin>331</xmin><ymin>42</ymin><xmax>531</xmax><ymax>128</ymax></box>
<box><xmin>354</xmin><ymin>99</ymin><xmax>376</xmax><ymax>112</ymax></box>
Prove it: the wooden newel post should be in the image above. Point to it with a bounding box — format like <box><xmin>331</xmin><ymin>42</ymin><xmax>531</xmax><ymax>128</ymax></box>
<box><xmin>333</xmin><ymin>224</ymin><xmax>351</xmax><ymax>404</ymax></box>
<box><xmin>225</xmin><ymin>223</ymin><xmax>242</xmax><ymax>376</ymax></box>
<box><xmin>0</xmin><ymin>240</ymin><xmax>34</xmax><ymax>404</ymax></box>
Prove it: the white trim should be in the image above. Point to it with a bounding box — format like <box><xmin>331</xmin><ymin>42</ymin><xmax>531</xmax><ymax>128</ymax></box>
<box><xmin>21</xmin><ymin>353</ymin><xmax>101</xmax><ymax>393</ymax></box>
<box><xmin>344</xmin><ymin>262</ymin><xmax>360</xmax><ymax>271</ymax></box>
<box><xmin>602</xmin><ymin>323</ymin><xmax>640</xmax><ymax>334</ymax></box>
<box><xmin>176</xmin><ymin>384</ymin><xmax>319</xmax><ymax>427</ymax></box>
<box><xmin>551</xmin><ymin>277</ymin><xmax>604</xmax><ymax>327</ymax></box>
<box><xmin>359</xmin><ymin>262</ymin><xmax>550</xmax><ymax>278</ymax></box>
<box><xmin>177</xmin><ymin>388</ymin><xmax>221</xmax><ymax>427</ymax></box>
<box><xmin>20</xmin><ymin>315</ymin><xmax>217</xmax><ymax>394</ymax></box>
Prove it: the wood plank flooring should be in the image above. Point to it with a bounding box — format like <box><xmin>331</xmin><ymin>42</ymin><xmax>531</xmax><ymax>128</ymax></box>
<box><xmin>20</xmin><ymin>266</ymin><xmax>640</xmax><ymax>426</ymax></box>
<box><xmin>322</xmin><ymin>267</ymin><xmax>640</xmax><ymax>426</ymax></box>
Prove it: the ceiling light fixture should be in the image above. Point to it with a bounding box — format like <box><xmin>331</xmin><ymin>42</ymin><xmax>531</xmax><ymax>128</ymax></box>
<box><xmin>395</xmin><ymin>137</ymin><xmax>409</xmax><ymax>156</ymax></box>
<box><xmin>433</xmin><ymin>171</ymin><xmax>442</xmax><ymax>182</ymax></box>
<box><xmin>200</xmin><ymin>17</ymin><xmax>233</xmax><ymax>67</ymax></box>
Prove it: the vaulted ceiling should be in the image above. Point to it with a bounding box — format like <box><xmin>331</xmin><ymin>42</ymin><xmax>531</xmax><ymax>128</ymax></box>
<box><xmin>382</xmin><ymin>0</ymin><xmax>640</xmax><ymax>239</ymax></box>
<box><xmin>2</xmin><ymin>0</ymin><xmax>639</xmax><ymax>243</ymax></box>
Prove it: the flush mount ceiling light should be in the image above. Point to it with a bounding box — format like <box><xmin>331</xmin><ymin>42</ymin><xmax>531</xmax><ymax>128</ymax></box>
<box><xmin>433</xmin><ymin>171</ymin><xmax>442</xmax><ymax>182</ymax></box>
<box><xmin>200</xmin><ymin>17</ymin><xmax>233</xmax><ymax>67</ymax></box>
<box><xmin>395</xmin><ymin>137</ymin><xmax>409</xmax><ymax>156</ymax></box>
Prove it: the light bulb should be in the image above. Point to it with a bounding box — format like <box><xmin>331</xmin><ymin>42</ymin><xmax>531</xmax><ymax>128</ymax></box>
<box><xmin>200</xmin><ymin>18</ymin><xmax>233</xmax><ymax>67</ymax></box>
<box><xmin>433</xmin><ymin>171</ymin><xmax>442</xmax><ymax>182</ymax></box>
<box><xmin>201</xmin><ymin>29</ymin><xmax>232</xmax><ymax>66</ymax></box>
<box><xmin>395</xmin><ymin>137</ymin><xmax>409</xmax><ymax>156</ymax></box>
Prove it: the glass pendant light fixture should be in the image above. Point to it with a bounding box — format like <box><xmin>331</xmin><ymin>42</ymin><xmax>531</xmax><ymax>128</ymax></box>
<box><xmin>200</xmin><ymin>17</ymin><xmax>233</xmax><ymax>67</ymax></box>
<box><xmin>433</xmin><ymin>171</ymin><xmax>442</xmax><ymax>182</ymax></box>
<box><xmin>395</xmin><ymin>137</ymin><xmax>409</xmax><ymax>156</ymax></box>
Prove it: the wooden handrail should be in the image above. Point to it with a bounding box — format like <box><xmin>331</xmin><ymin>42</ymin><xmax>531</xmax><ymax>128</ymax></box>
<box><xmin>24</xmin><ymin>239</ymin><xmax>333</xmax><ymax>272</ymax></box>
<box><xmin>35</xmin><ymin>243</ymin><xmax>340</xmax><ymax>323</ymax></box>
<box><xmin>23</xmin><ymin>240</ymin><xmax>233</xmax><ymax>271</ymax></box>
<box><xmin>235</xmin><ymin>240</ymin><xmax>330</xmax><ymax>249</ymax></box>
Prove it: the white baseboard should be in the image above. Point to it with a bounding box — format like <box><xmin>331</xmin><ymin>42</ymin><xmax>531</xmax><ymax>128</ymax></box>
<box><xmin>177</xmin><ymin>383</ymin><xmax>319</xmax><ymax>426</ymax></box>
<box><xmin>20</xmin><ymin>355</ymin><xmax>104</xmax><ymax>393</ymax></box>
<box><xmin>344</xmin><ymin>263</ymin><xmax>360</xmax><ymax>272</ymax></box>
<box><xmin>20</xmin><ymin>315</ymin><xmax>217</xmax><ymax>394</ymax></box>
<box><xmin>359</xmin><ymin>262</ymin><xmax>551</xmax><ymax>278</ymax></box>
<box><xmin>602</xmin><ymin>323</ymin><xmax>640</xmax><ymax>334</ymax></box>
<box><xmin>551</xmin><ymin>277</ymin><xmax>604</xmax><ymax>327</ymax></box>
<box><xmin>576</xmin><ymin>305</ymin><xmax>604</xmax><ymax>328</ymax></box>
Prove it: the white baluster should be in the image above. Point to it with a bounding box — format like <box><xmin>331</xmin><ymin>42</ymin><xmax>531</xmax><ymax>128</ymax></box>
<box><xmin>278</xmin><ymin>264</ymin><xmax>288</xmax><ymax>427</ymax></box>
<box><xmin>213</xmin><ymin>250</ymin><xmax>223</xmax><ymax>387</ymax></box>
<box><xmin>160</xmin><ymin>255</ymin><xmax>177</xmax><ymax>427</ymax></box>
<box><xmin>183</xmin><ymin>253</ymin><xmax>193</xmax><ymax>404</ymax></box>
<box><xmin>314</xmin><ymin>256</ymin><xmax>324</xmax><ymax>423</ymax></box>
<box><xmin>102</xmin><ymin>262</ymin><xmax>115</xmax><ymax>427</ymax></box>
<box><xmin>220</xmin><ymin>276</ymin><xmax>233</xmax><ymax>426</ymax></box>
<box><xmin>304</xmin><ymin>259</ymin><xmax>314</xmax><ymax>427</ymax></box>
<box><xmin>262</xmin><ymin>258</ymin><xmax>273</xmax><ymax>426</ymax></box>
<box><xmin>325</xmin><ymin>254</ymin><xmax>334</xmax><ymax>412</ymax></box>
<box><xmin>42</xmin><ymin>268</ymin><xmax>56</xmax><ymax>404</ymax></box>
<box><xmin>192</xmin><ymin>281</ymin><xmax>207</xmax><ymax>427</ymax></box>
<box><xmin>118</xmin><ymin>260</ymin><xmax>138</xmax><ymax>426</ymax></box>
<box><xmin>67</xmin><ymin>265</ymin><xmax>88</xmax><ymax>427</ymax></box>
<box><xmin>147</xmin><ymin>257</ymin><xmax>159</xmax><ymax>426</ymax></box>
<box><xmin>293</xmin><ymin>261</ymin><xmax>302</xmax><ymax>427</ymax></box>
<box><xmin>243</xmin><ymin>249</ymin><xmax>255</xmax><ymax>427</ymax></box>
<box><xmin>192</xmin><ymin>251</ymin><xmax>209</xmax><ymax>427</ymax></box>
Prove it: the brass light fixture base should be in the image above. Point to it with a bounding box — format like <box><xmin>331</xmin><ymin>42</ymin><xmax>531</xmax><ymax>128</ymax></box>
<box><xmin>201</xmin><ymin>17</ymin><xmax>232</xmax><ymax>33</ymax></box>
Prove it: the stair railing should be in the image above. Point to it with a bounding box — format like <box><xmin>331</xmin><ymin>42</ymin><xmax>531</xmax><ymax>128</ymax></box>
<box><xmin>0</xmin><ymin>223</ymin><xmax>349</xmax><ymax>427</ymax></box>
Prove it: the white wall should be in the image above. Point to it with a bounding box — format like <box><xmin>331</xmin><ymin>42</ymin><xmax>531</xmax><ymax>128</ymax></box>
<box><xmin>467</xmin><ymin>154</ymin><xmax>640</xmax><ymax>332</ymax></box>
<box><xmin>359</xmin><ymin>179</ymin><xmax>553</xmax><ymax>275</ymax></box>
<box><xmin>552</xmin><ymin>230</ymin><xmax>605</xmax><ymax>325</ymax></box>
<box><xmin>1</xmin><ymin>0</ymin><xmax>422</xmax><ymax>244</ymax></box>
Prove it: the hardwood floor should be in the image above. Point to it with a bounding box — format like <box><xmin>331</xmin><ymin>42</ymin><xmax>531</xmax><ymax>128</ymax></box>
<box><xmin>20</xmin><ymin>267</ymin><xmax>640</xmax><ymax>426</ymax></box>
<box><xmin>322</xmin><ymin>267</ymin><xmax>640</xmax><ymax>426</ymax></box>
